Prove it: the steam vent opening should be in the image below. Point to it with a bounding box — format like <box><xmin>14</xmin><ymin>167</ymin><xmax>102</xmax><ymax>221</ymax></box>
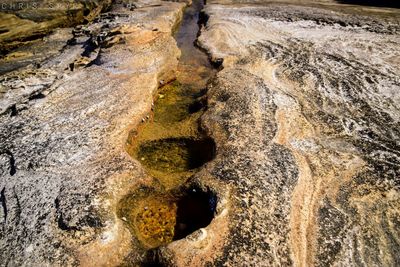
<box><xmin>121</xmin><ymin>186</ymin><xmax>217</xmax><ymax>249</ymax></box>
<box><xmin>137</xmin><ymin>138</ymin><xmax>215</xmax><ymax>173</ymax></box>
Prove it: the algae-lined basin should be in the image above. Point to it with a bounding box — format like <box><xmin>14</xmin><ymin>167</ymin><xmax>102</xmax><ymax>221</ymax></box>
<box><xmin>118</xmin><ymin>186</ymin><xmax>217</xmax><ymax>249</ymax></box>
<box><xmin>152</xmin><ymin>80</ymin><xmax>206</xmax><ymax>123</ymax></box>
<box><xmin>137</xmin><ymin>137</ymin><xmax>215</xmax><ymax>173</ymax></box>
<box><xmin>120</xmin><ymin>0</ymin><xmax>219</xmax><ymax>255</ymax></box>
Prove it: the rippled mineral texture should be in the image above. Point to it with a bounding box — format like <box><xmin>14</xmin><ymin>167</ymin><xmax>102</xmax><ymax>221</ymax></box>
<box><xmin>0</xmin><ymin>0</ymin><xmax>399</xmax><ymax>266</ymax></box>
<box><xmin>196</xmin><ymin>0</ymin><xmax>400</xmax><ymax>266</ymax></box>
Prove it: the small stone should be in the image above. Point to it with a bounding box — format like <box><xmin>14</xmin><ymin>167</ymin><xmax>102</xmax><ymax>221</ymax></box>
<box><xmin>158</xmin><ymin>94</ymin><xmax>165</xmax><ymax>99</ymax></box>
<box><xmin>141</xmin><ymin>157</ymin><xmax>145</xmax><ymax>161</ymax></box>
<box><xmin>121</xmin><ymin>217</ymin><xmax>127</xmax><ymax>222</ymax></box>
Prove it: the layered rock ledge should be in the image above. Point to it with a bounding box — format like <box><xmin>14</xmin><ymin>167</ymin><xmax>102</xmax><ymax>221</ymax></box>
<box><xmin>0</xmin><ymin>1</ymin><xmax>185</xmax><ymax>265</ymax></box>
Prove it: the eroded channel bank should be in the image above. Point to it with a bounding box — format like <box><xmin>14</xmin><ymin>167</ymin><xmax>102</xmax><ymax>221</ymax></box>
<box><xmin>114</xmin><ymin>0</ymin><xmax>228</xmax><ymax>265</ymax></box>
<box><xmin>0</xmin><ymin>0</ymin><xmax>227</xmax><ymax>265</ymax></box>
<box><xmin>79</xmin><ymin>1</ymin><xmax>231</xmax><ymax>265</ymax></box>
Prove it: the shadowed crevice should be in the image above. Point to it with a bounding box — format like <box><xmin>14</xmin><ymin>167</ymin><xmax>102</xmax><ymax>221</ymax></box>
<box><xmin>0</xmin><ymin>188</ymin><xmax>7</xmax><ymax>223</ymax></box>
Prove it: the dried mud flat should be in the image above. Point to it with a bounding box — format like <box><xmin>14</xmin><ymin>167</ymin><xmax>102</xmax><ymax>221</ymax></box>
<box><xmin>0</xmin><ymin>0</ymin><xmax>400</xmax><ymax>266</ymax></box>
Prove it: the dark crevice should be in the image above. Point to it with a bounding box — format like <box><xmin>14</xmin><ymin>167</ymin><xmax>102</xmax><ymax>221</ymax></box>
<box><xmin>28</xmin><ymin>92</ymin><xmax>46</xmax><ymax>100</ymax></box>
<box><xmin>1</xmin><ymin>150</ymin><xmax>16</xmax><ymax>176</ymax></box>
<box><xmin>54</xmin><ymin>197</ymin><xmax>79</xmax><ymax>231</ymax></box>
<box><xmin>211</xmin><ymin>58</ymin><xmax>223</xmax><ymax>68</ymax></box>
<box><xmin>83</xmin><ymin>214</ymin><xmax>104</xmax><ymax>228</ymax></box>
<box><xmin>142</xmin><ymin>249</ymin><xmax>167</xmax><ymax>267</ymax></box>
<box><xmin>81</xmin><ymin>37</ymin><xmax>99</xmax><ymax>58</ymax></box>
<box><xmin>0</xmin><ymin>188</ymin><xmax>7</xmax><ymax>223</ymax></box>
<box><xmin>188</xmin><ymin>98</ymin><xmax>207</xmax><ymax>113</ymax></box>
<box><xmin>198</xmin><ymin>10</ymin><xmax>209</xmax><ymax>27</ymax></box>
<box><xmin>86</xmin><ymin>52</ymin><xmax>103</xmax><ymax>67</ymax></box>
<box><xmin>12</xmin><ymin>187</ymin><xmax>21</xmax><ymax>224</ymax></box>
<box><xmin>173</xmin><ymin>186</ymin><xmax>217</xmax><ymax>240</ymax></box>
<box><xmin>10</xmin><ymin>104</ymin><xmax>18</xmax><ymax>117</ymax></box>
<box><xmin>10</xmin><ymin>152</ymin><xmax>16</xmax><ymax>176</ymax></box>
<box><xmin>10</xmin><ymin>32</ymin><xmax>49</xmax><ymax>45</ymax></box>
<box><xmin>83</xmin><ymin>9</ymin><xmax>91</xmax><ymax>16</ymax></box>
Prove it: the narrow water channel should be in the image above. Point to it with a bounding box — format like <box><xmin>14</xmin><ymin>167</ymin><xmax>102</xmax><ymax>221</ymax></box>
<box><xmin>119</xmin><ymin>0</ymin><xmax>217</xmax><ymax>252</ymax></box>
<box><xmin>125</xmin><ymin>0</ymin><xmax>216</xmax><ymax>189</ymax></box>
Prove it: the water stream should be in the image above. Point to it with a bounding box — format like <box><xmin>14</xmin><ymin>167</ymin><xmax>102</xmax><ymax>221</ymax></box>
<box><xmin>119</xmin><ymin>0</ymin><xmax>217</xmax><ymax>251</ymax></box>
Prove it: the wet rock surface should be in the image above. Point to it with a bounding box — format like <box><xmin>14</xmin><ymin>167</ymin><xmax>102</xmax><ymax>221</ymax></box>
<box><xmin>0</xmin><ymin>0</ymin><xmax>399</xmax><ymax>266</ymax></box>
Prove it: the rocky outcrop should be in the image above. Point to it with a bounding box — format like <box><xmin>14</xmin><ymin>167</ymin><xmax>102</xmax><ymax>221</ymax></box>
<box><xmin>0</xmin><ymin>0</ymin><xmax>113</xmax><ymax>74</ymax></box>
<box><xmin>194</xmin><ymin>0</ymin><xmax>400</xmax><ymax>266</ymax></box>
<box><xmin>0</xmin><ymin>0</ymin><xmax>185</xmax><ymax>265</ymax></box>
